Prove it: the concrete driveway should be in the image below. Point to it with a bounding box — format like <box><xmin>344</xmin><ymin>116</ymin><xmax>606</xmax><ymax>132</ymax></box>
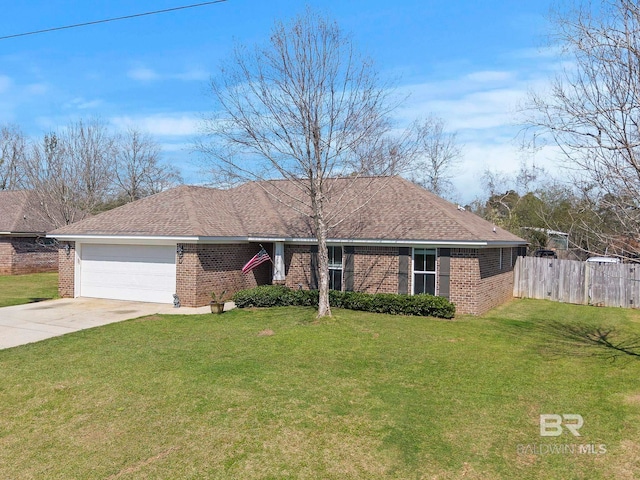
<box><xmin>0</xmin><ymin>298</ymin><xmax>213</xmax><ymax>350</ymax></box>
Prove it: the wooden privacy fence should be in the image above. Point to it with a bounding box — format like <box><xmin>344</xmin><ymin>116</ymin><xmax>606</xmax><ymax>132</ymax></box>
<box><xmin>513</xmin><ymin>256</ymin><xmax>640</xmax><ymax>308</ymax></box>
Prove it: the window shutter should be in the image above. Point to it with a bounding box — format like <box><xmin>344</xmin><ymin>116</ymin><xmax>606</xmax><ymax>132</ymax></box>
<box><xmin>310</xmin><ymin>245</ymin><xmax>318</xmax><ymax>290</ymax></box>
<box><xmin>438</xmin><ymin>248</ymin><xmax>451</xmax><ymax>299</ymax></box>
<box><xmin>344</xmin><ymin>246</ymin><xmax>354</xmax><ymax>291</ymax></box>
<box><xmin>398</xmin><ymin>247</ymin><xmax>410</xmax><ymax>294</ymax></box>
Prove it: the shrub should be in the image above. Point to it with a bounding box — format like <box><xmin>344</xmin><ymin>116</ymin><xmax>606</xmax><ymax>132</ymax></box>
<box><xmin>233</xmin><ymin>286</ymin><xmax>455</xmax><ymax>319</ymax></box>
<box><xmin>232</xmin><ymin>285</ymin><xmax>294</xmax><ymax>308</ymax></box>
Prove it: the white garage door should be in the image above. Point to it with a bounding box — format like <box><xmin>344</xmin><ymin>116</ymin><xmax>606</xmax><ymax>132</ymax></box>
<box><xmin>80</xmin><ymin>244</ymin><xmax>176</xmax><ymax>304</ymax></box>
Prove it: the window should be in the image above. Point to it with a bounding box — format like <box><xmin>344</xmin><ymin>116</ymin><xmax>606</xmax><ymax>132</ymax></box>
<box><xmin>328</xmin><ymin>246</ymin><xmax>343</xmax><ymax>291</ymax></box>
<box><xmin>413</xmin><ymin>248</ymin><xmax>436</xmax><ymax>295</ymax></box>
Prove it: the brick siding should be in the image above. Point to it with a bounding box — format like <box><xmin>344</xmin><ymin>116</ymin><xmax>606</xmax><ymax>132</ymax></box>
<box><xmin>449</xmin><ymin>247</ymin><xmax>515</xmax><ymax>315</ymax></box>
<box><xmin>283</xmin><ymin>244</ymin><xmax>397</xmax><ymax>291</ymax></box>
<box><xmin>58</xmin><ymin>242</ymin><xmax>75</xmax><ymax>298</ymax></box>
<box><xmin>54</xmin><ymin>240</ymin><xmax>517</xmax><ymax>315</ymax></box>
<box><xmin>176</xmin><ymin>243</ymin><xmax>272</xmax><ymax>307</ymax></box>
<box><xmin>0</xmin><ymin>239</ymin><xmax>11</xmax><ymax>275</ymax></box>
<box><xmin>352</xmin><ymin>246</ymin><xmax>399</xmax><ymax>293</ymax></box>
<box><xmin>476</xmin><ymin>248</ymin><xmax>515</xmax><ymax>315</ymax></box>
<box><xmin>0</xmin><ymin>236</ymin><xmax>58</xmax><ymax>276</ymax></box>
<box><xmin>285</xmin><ymin>245</ymin><xmax>400</xmax><ymax>294</ymax></box>
<box><xmin>284</xmin><ymin>244</ymin><xmax>315</xmax><ymax>290</ymax></box>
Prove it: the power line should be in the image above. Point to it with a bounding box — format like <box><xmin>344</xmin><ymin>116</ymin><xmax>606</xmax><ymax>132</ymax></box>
<box><xmin>0</xmin><ymin>0</ymin><xmax>228</xmax><ymax>41</ymax></box>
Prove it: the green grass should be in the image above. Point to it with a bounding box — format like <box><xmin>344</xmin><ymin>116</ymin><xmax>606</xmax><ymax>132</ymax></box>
<box><xmin>0</xmin><ymin>272</ymin><xmax>59</xmax><ymax>307</ymax></box>
<box><xmin>1</xmin><ymin>299</ymin><xmax>639</xmax><ymax>478</ymax></box>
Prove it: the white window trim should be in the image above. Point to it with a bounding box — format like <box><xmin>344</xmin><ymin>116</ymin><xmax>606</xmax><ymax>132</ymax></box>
<box><xmin>499</xmin><ymin>247</ymin><xmax>503</xmax><ymax>270</ymax></box>
<box><xmin>412</xmin><ymin>247</ymin><xmax>438</xmax><ymax>295</ymax></box>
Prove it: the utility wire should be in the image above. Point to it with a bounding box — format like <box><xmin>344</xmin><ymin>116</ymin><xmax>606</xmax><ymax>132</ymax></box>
<box><xmin>0</xmin><ymin>0</ymin><xmax>228</xmax><ymax>41</ymax></box>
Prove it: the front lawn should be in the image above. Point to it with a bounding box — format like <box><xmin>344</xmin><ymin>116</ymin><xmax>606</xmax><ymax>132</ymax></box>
<box><xmin>0</xmin><ymin>299</ymin><xmax>639</xmax><ymax>478</ymax></box>
<box><xmin>0</xmin><ymin>272</ymin><xmax>58</xmax><ymax>307</ymax></box>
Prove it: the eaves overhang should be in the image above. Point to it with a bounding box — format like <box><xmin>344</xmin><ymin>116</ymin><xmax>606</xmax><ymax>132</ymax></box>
<box><xmin>48</xmin><ymin>233</ymin><xmax>527</xmax><ymax>248</ymax></box>
<box><xmin>1</xmin><ymin>231</ymin><xmax>46</xmax><ymax>237</ymax></box>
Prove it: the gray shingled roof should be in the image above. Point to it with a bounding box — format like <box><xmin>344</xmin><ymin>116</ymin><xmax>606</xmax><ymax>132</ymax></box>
<box><xmin>0</xmin><ymin>190</ymin><xmax>56</xmax><ymax>234</ymax></box>
<box><xmin>50</xmin><ymin>176</ymin><xmax>525</xmax><ymax>243</ymax></box>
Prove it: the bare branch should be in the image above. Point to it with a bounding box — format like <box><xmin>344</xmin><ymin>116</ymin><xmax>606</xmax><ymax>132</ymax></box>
<box><xmin>523</xmin><ymin>0</ymin><xmax>640</xmax><ymax>256</ymax></box>
<box><xmin>0</xmin><ymin>124</ymin><xmax>27</xmax><ymax>190</ymax></box>
<box><xmin>196</xmin><ymin>8</ymin><xmax>400</xmax><ymax>317</ymax></box>
<box><xmin>114</xmin><ymin>128</ymin><xmax>181</xmax><ymax>202</ymax></box>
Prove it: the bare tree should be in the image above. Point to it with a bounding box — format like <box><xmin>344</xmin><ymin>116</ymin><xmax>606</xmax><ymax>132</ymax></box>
<box><xmin>408</xmin><ymin>117</ymin><xmax>461</xmax><ymax>198</ymax></box>
<box><xmin>524</xmin><ymin>0</ymin><xmax>640</xmax><ymax>257</ymax></box>
<box><xmin>197</xmin><ymin>9</ymin><xmax>402</xmax><ymax>317</ymax></box>
<box><xmin>25</xmin><ymin>133</ymin><xmax>85</xmax><ymax>227</ymax></box>
<box><xmin>25</xmin><ymin>119</ymin><xmax>115</xmax><ymax>227</ymax></box>
<box><xmin>66</xmin><ymin>119</ymin><xmax>115</xmax><ymax>212</ymax></box>
<box><xmin>0</xmin><ymin>124</ymin><xmax>27</xmax><ymax>190</ymax></box>
<box><xmin>115</xmin><ymin>128</ymin><xmax>181</xmax><ymax>202</ymax></box>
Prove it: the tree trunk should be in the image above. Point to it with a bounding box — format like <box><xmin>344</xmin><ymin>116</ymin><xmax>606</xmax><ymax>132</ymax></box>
<box><xmin>313</xmin><ymin>183</ymin><xmax>332</xmax><ymax>318</ymax></box>
<box><xmin>316</xmin><ymin>221</ymin><xmax>332</xmax><ymax>318</ymax></box>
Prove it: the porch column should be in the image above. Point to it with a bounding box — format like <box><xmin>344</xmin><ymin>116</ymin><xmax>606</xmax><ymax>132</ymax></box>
<box><xmin>273</xmin><ymin>241</ymin><xmax>286</xmax><ymax>283</ymax></box>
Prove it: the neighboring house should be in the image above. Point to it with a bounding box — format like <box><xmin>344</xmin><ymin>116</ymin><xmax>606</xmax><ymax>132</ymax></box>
<box><xmin>50</xmin><ymin>176</ymin><xmax>527</xmax><ymax>315</ymax></box>
<box><xmin>0</xmin><ymin>190</ymin><xmax>58</xmax><ymax>275</ymax></box>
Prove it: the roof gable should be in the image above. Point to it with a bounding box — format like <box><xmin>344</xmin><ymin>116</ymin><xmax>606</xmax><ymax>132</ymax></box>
<box><xmin>0</xmin><ymin>190</ymin><xmax>57</xmax><ymax>234</ymax></box>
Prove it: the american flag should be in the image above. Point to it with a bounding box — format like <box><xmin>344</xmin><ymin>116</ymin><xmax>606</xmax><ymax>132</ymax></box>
<box><xmin>242</xmin><ymin>248</ymin><xmax>271</xmax><ymax>274</ymax></box>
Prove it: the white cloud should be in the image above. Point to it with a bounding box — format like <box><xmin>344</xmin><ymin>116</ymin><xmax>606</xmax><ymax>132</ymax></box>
<box><xmin>396</xmin><ymin>85</ymin><xmax>524</xmax><ymax>133</ymax></box>
<box><xmin>25</xmin><ymin>83</ymin><xmax>48</xmax><ymax>95</ymax></box>
<box><xmin>128</xmin><ymin>67</ymin><xmax>160</xmax><ymax>82</ymax></box>
<box><xmin>465</xmin><ymin>70</ymin><xmax>514</xmax><ymax>83</ymax></box>
<box><xmin>391</xmin><ymin>58</ymin><xmax>568</xmax><ymax>203</ymax></box>
<box><xmin>127</xmin><ymin>65</ymin><xmax>209</xmax><ymax>83</ymax></box>
<box><xmin>64</xmin><ymin>97</ymin><xmax>103</xmax><ymax>110</ymax></box>
<box><xmin>110</xmin><ymin>113</ymin><xmax>201</xmax><ymax>137</ymax></box>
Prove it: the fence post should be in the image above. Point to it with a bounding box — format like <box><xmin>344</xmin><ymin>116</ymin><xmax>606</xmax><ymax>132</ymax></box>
<box><xmin>583</xmin><ymin>262</ymin><xmax>590</xmax><ymax>306</ymax></box>
<box><xmin>513</xmin><ymin>256</ymin><xmax>520</xmax><ymax>297</ymax></box>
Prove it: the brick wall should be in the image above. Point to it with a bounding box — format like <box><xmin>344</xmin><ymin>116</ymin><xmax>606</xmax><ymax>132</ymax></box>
<box><xmin>476</xmin><ymin>248</ymin><xmax>515</xmax><ymax>315</ymax></box>
<box><xmin>449</xmin><ymin>249</ymin><xmax>481</xmax><ymax>315</ymax></box>
<box><xmin>449</xmin><ymin>247</ymin><xmax>515</xmax><ymax>315</ymax></box>
<box><xmin>176</xmin><ymin>243</ymin><xmax>272</xmax><ymax>307</ymax></box>
<box><xmin>51</xmin><ymin>239</ymin><xmax>517</xmax><ymax>314</ymax></box>
<box><xmin>285</xmin><ymin>245</ymin><xmax>400</xmax><ymax>294</ymax></box>
<box><xmin>0</xmin><ymin>238</ymin><xmax>11</xmax><ymax>275</ymax></box>
<box><xmin>352</xmin><ymin>246</ymin><xmax>399</xmax><ymax>293</ymax></box>
<box><xmin>11</xmin><ymin>238</ymin><xmax>58</xmax><ymax>275</ymax></box>
<box><xmin>284</xmin><ymin>244</ymin><xmax>315</xmax><ymax>290</ymax></box>
<box><xmin>175</xmin><ymin>244</ymin><xmax>199</xmax><ymax>307</ymax></box>
<box><xmin>58</xmin><ymin>242</ymin><xmax>75</xmax><ymax>298</ymax></box>
<box><xmin>0</xmin><ymin>237</ymin><xmax>58</xmax><ymax>275</ymax></box>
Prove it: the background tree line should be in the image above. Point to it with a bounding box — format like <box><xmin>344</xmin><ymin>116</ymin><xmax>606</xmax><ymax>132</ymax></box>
<box><xmin>466</xmin><ymin>0</ymin><xmax>640</xmax><ymax>261</ymax></box>
<box><xmin>0</xmin><ymin>119</ymin><xmax>181</xmax><ymax>227</ymax></box>
<box><xmin>469</xmin><ymin>160</ymin><xmax>638</xmax><ymax>260</ymax></box>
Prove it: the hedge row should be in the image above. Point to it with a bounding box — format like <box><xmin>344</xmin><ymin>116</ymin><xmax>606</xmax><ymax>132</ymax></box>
<box><xmin>232</xmin><ymin>285</ymin><xmax>455</xmax><ymax>319</ymax></box>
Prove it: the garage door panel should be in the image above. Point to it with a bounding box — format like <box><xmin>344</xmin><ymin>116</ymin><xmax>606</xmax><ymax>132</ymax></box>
<box><xmin>82</xmin><ymin>271</ymin><xmax>176</xmax><ymax>290</ymax></box>
<box><xmin>83</xmin><ymin>245</ymin><xmax>175</xmax><ymax>262</ymax></box>
<box><xmin>80</xmin><ymin>244</ymin><xmax>176</xmax><ymax>304</ymax></box>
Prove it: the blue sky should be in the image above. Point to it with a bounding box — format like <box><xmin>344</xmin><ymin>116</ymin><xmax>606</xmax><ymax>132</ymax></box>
<box><xmin>0</xmin><ymin>0</ymin><xmax>562</xmax><ymax>202</ymax></box>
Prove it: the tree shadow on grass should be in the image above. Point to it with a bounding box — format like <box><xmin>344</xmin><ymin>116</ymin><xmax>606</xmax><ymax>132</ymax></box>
<box><xmin>534</xmin><ymin>321</ymin><xmax>640</xmax><ymax>362</ymax></box>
